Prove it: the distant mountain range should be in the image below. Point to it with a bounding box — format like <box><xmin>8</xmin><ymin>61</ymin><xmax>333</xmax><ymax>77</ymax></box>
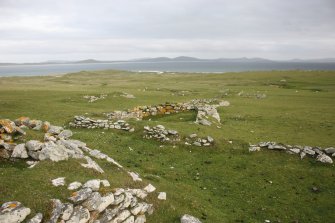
<box><xmin>1</xmin><ymin>56</ymin><xmax>335</xmax><ymax>66</ymax></box>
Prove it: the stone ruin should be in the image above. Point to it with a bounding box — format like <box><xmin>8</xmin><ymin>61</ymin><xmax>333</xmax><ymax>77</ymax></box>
<box><xmin>105</xmin><ymin>99</ymin><xmax>230</xmax><ymax>126</ymax></box>
<box><xmin>185</xmin><ymin>134</ymin><xmax>214</xmax><ymax>147</ymax></box>
<box><xmin>143</xmin><ymin>125</ymin><xmax>180</xmax><ymax>142</ymax></box>
<box><xmin>70</xmin><ymin>116</ymin><xmax>134</xmax><ymax>132</ymax></box>
<box><xmin>249</xmin><ymin>142</ymin><xmax>334</xmax><ymax>164</ymax></box>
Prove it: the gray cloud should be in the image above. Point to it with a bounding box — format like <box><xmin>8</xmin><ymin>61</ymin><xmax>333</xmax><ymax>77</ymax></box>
<box><xmin>0</xmin><ymin>0</ymin><xmax>334</xmax><ymax>62</ymax></box>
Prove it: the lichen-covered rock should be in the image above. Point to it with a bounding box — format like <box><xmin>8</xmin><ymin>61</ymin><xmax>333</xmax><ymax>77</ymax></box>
<box><xmin>48</xmin><ymin>199</ymin><xmax>63</xmax><ymax>223</ymax></box>
<box><xmin>81</xmin><ymin>192</ymin><xmax>103</xmax><ymax>211</ymax></box>
<box><xmin>66</xmin><ymin>205</ymin><xmax>90</xmax><ymax>223</ymax></box>
<box><xmin>42</xmin><ymin>121</ymin><xmax>51</xmax><ymax>132</ymax></box>
<box><xmin>0</xmin><ymin>119</ymin><xmax>16</xmax><ymax>134</ymax></box>
<box><xmin>180</xmin><ymin>214</ymin><xmax>202</xmax><ymax>223</ymax></box>
<box><xmin>69</xmin><ymin>188</ymin><xmax>93</xmax><ymax>203</ymax></box>
<box><xmin>61</xmin><ymin>203</ymin><xmax>73</xmax><ymax>221</ymax></box>
<box><xmin>0</xmin><ymin>201</ymin><xmax>31</xmax><ymax>223</ymax></box>
<box><xmin>110</xmin><ymin>209</ymin><xmax>131</xmax><ymax>223</ymax></box>
<box><xmin>11</xmin><ymin>143</ymin><xmax>28</xmax><ymax>158</ymax></box>
<box><xmin>97</xmin><ymin>193</ymin><xmax>114</xmax><ymax>213</ymax></box>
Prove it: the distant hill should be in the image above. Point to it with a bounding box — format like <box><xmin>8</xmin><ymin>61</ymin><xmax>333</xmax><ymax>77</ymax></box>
<box><xmin>1</xmin><ymin>57</ymin><xmax>335</xmax><ymax>66</ymax></box>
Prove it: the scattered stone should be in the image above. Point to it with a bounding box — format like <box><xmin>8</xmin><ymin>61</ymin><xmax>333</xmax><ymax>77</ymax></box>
<box><xmin>51</xmin><ymin>177</ymin><xmax>66</xmax><ymax>187</ymax></box>
<box><xmin>180</xmin><ymin>214</ymin><xmax>202</xmax><ymax>223</ymax></box>
<box><xmin>68</xmin><ymin>182</ymin><xmax>82</xmax><ymax>190</ymax></box>
<box><xmin>158</xmin><ymin>192</ymin><xmax>166</xmax><ymax>200</ymax></box>
<box><xmin>121</xmin><ymin>92</ymin><xmax>136</xmax><ymax>99</ymax></box>
<box><xmin>128</xmin><ymin>172</ymin><xmax>142</xmax><ymax>182</ymax></box>
<box><xmin>144</xmin><ymin>184</ymin><xmax>156</xmax><ymax>193</ymax></box>
<box><xmin>26</xmin><ymin>161</ymin><xmax>39</xmax><ymax>168</ymax></box>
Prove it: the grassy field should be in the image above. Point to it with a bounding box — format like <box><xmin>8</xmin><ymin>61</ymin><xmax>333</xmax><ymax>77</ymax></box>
<box><xmin>0</xmin><ymin>70</ymin><xmax>334</xmax><ymax>222</ymax></box>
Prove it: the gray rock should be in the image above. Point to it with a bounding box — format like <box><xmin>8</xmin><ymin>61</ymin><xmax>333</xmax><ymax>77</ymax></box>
<box><xmin>38</xmin><ymin>142</ymin><xmax>69</xmax><ymax>162</ymax></box>
<box><xmin>110</xmin><ymin>210</ymin><xmax>131</xmax><ymax>223</ymax></box>
<box><xmin>168</xmin><ymin>130</ymin><xmax>178</xmax><ymax>135</ymax></box>
<box><xmin>82</xmin><ymin>192</ymin><xmax>103</xmax><ymax>211</ymax></box>
<box><xmin>158</xmin><ymin>192</ymin><xmax>166</xmax><ymax>200</ymax></box>
<box><xmin>101</xmin><ymin>179</ymin><xmax>110</xmax><ymax>187</ymax></box>
<box><xmin>189</xmin><ymin>134</ymin><xmax>197</xmax><ymax>138</ymax></box>
<box><xmin>81</xmin><ymin>156</ymin><xmax>104</xmax><ymax>173</ymax></box>
<box><xmin>144</xmin><ymin>184</ymin><xmax>156</xmax><ymax>193</ymax></box>
<box><xmin>11</xmin><ymin>143</ymin><xmax>28</xmax><ymax>158</ymax></box>
<box><xmin>135</xmin><ymin>215</ymin><xmax>146</xmax><ymax>223</ymax></box>
<box><xmin>303</xmin><ymin>146</ymin><xmax>315</xmax><ymax>156</ymax></box>
<box><xmin>0</xmin><ymin>201</ymin><xmax>31</xmax><ymax>223</ymax></box>
<box><xmin>180</xmin><ymin>214</ymin><xmax>202</xmax><ymax>223</ymax></box>
<box><xmin>68</xmin><ymin>181</ymin><xmax>82</xmax><ymax>190</ymax></box>
<box><xmin>89</xmin><ymin>149</ymin><xmax>107</xmax><ymax>159</ymax></box>
<box><xmin>48</xmin><ymin>199</ymin><xmax>63</xmax><ymax>223</ymax></box>
<box><xmin>289</xmin><ymin>148</ymin><xmax>300</xmax><ymax>154</ymax></box>
<box><xmin>47</xmin><ymin>125</ymin><xmax>64</xmax><ymax>135</ymax></box>
<box><xmin>324</xmin><ymin>147</ymin><xmax>335</xmax><ymax>154</ymax></box>
<box><xmin>66</xmin><ymin>139</ymin><xmax>86</xmax><ymax>148</ymax></box>
<box><xmin>197</xmin><ymin>119</ymin><xmax>212</xmax><ymax>126</ymax></box>
<box><xmin>118</xmin><ymin>192</ymin><xmax>133</xmax><ymax>210</ymax></box>
<box><xmin>300</xmin><ymin>151</ymin><xmax>306</xmax><ymax>159</ymax></box>
<box><xmin>44</xmin><ymin>133</ymin><xmax>57</xmax><ymax>142</ymax></box>
<box><xmin>97</xmin><ymin>193</ymin><xmax>114</xmax><ymax>213</ymax></box>
<box><xmin>207</xmin><ymin>136</ymin><xmax>214</xmax><ymax>143</ymax></box>
<box><xmin>58</xmin><ymin>130</ymin><xmax>73</xmax><ymax>139</ymax></box>
<box><xmin>69</xmin><ymin>187</ymin><xmax>93</xmax><ymax>203</ymax></box>
<box><xmin>26</xmin><ymin>212</ymin><xmax>43</xmax><ymax>223</ymax></box>
<box><xmin>249</xmin><ymin>146</ymin><xmax>261</xmax><ymax>152</ymax></box>
<box><xmin>83</xmin><ymin>179</ymin><xmax>101</xmax><ymax>191</ymax></box>
<box><xmin>66</xmin><ymin>205</ymin><xmax>90</xmax><ymax>223</ymax></box>
<box><xmin>193</xmin><ymin>142</ymin><xmax>202</xmax><ymax>147</ymax></box>
<box><xmin>123</xmin><ymin>216</ymin><xmax>135</xmax><ymax>223</ymax></box>
<box><xmin>26</xmin><ymin>140</ymin><xmax>43</xmax><ymax>151</ymax></box>
<box><xmin>51</xmin><ymin>177</ymin><xmax>65</xmax><ymax>187</ymax></box>
<box><xmin>316</xmin><ymin>154</ymin><xmax>333</xmax><ymax>164</ymax></box>
<box><xmin>61</xmin><ymin>203</ymin><xmax>73</xmax><ymax>221</ymax></box>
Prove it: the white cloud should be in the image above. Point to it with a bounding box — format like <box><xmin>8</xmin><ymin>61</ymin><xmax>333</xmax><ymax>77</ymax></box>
<box><xmin>0</xmin><ymin>0</ymin><xmax>334</xmax><ymax>62</ymax></box>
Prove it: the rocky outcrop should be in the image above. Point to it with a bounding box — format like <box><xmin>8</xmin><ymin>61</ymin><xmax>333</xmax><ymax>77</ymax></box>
<box><xmin>70</xmin><ymin>116</ymin><xmax>134</xmax><ymax>132</ymax></box>
<box><xmin>249</xmin><ymin>142</ymin><xmax>334</xmax><ymax>164</ymax></box>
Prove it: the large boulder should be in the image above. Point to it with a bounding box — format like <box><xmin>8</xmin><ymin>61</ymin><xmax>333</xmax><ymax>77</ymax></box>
<box><xmin>38</xmin><ymin>142</ymin><xmax>69</xmax><ymax>162</ymax></box>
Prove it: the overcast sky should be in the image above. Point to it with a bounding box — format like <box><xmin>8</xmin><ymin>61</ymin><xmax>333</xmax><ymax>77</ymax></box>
<box><xmin>0</xmin><ymin>0</ymin><xmax>334</xmax><ymax>62</ymax></box>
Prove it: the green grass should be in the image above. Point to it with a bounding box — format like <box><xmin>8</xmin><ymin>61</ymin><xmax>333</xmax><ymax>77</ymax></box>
<box><xmin>0</xmin><ymin>70</ymin><xmax>334</xmax><ymax>222</ymax></box>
